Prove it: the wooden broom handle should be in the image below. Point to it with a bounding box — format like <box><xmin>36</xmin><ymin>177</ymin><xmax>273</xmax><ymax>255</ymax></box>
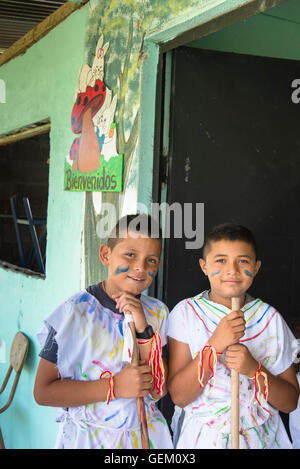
<box><xmin>231</xmin><ymin>296</ymin><xmax>240</xmax><ymax>449</ymax></box>
<box><xmin>128</xmin><ymin>320</ymin><xmax>139</xmax><ymax>367</ymax></box>
<box><xmin>128</xmin><ymin>319</ymin><xmax>150</xmax><ymax>449</ymax></box>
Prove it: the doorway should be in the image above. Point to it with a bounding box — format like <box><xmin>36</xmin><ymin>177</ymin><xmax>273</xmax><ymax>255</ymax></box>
<box><xmin>163</xmin><ymin>45</ymin><xmax>300</xmax><ymax>326</ymax></box>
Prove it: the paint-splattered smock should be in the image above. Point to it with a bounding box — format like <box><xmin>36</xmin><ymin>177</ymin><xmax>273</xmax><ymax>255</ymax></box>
<box><xmin>167</xmin><ymin>290</ymin><xmax>300</xmax><ymax>449</ymax></box>
<box><xmin>37</xmin><ymin>287</ymin><xmax>173</xmax><ymax>449</ymax></box>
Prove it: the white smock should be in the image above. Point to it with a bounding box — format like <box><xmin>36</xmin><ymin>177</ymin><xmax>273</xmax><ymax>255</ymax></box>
<box><xmin>168</xmin><ymin>291</ymin><xmax>300</xmax><ymax>449</ymax></box>
<box><xmin>37</xmin><ymin>290</ymin><xmax>173</xmax><ymax>449</ymax></box>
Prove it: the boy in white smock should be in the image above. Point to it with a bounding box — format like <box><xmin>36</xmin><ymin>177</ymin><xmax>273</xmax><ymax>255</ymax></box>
<box><xmin>167</xmin><ymin>223</ymin><xmax>300</xmax><ymax>449</ymax></box>
<box><xmin>34</xmin><ymin>214</ymin><xmax>172</xmax><ymax>449</ymax></box>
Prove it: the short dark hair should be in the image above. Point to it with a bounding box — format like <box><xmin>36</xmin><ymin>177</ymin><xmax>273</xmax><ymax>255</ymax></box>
<box><xmin>202</xmin><ymin>223</ymin><xmax>258</xmax><ymax>260</ymax></box>
<box><xmin>107</xmin><ymin>213</ymin><xmax>162</xmax><ymax>251</ymax></box>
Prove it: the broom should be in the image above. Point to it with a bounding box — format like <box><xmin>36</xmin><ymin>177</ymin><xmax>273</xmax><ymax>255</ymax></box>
<box><xmin>231</xmin><ymin>296</ymin><xmax>241</xmax><ymax>449</ymax></box>
<box><xmin>128</xmin><ymin>317</ymin><xmax>150</xmax><ymax>449</ymax></box>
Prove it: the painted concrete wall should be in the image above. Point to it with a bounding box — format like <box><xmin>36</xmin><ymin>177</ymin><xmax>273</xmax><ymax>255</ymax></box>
<box><xmin>188</xmin><ymin>0</ymin><xmax>300</xmax><ymax>60</ymax></box>
<box><xmin>0</xmin><ymin>0</ymin><xmax>298</xmax><ymax>449</ymax></box>
<box><xmin>0</xmin><ymin>6</ymin><xmax>89</xmax><ymax>449</ymax></box>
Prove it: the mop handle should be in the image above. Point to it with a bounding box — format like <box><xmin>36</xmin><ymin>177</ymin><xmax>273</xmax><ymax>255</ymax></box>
<box><xmin>128</xmin><ymin>319</ymin><xmax>150</xmax><ymax>449</ymax></box>
<box><xmin>231</xmin><ymin>296</ymin><xmax>240</xmax><ymax>449</ymax></box>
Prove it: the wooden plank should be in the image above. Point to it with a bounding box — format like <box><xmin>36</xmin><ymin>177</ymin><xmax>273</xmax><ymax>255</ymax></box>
<box><xmin>0</xmin><ymin>2</ymin><xmax>87</xmax><ymax>67</ymax></box>
<box><xmin>10</xmin><ymin>332</ymin><xmax>28</xmax><ymax>372</ymax></box>
<box><xmin>158</xmin><ymin>0</ymin><xmax>288</xmax><ymax>52</ymax></box>
<box><xmin>0</xmin><ymin>122</ymin><xmax>51</xmax><ymax>146</ymax></box>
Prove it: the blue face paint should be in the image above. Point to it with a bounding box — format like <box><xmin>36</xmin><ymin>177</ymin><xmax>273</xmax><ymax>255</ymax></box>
<box><xmin>211</xmin><ymin>270</ymin><xmax>221</xmax><ymax>276</ymax></box>
<box><xmin>244</xmin><ymin>270</ymin><xmax>253</xmax><ymax>277</ymax></box>
<box><xmin>114</xmin><ymin>265</ymin><xmax>129</xmax><ymax>275</ymax></box>
<box><xmin>148</xmin><ymin>271</ymin><xmax>157</xmax><ymax>279</ymax></box>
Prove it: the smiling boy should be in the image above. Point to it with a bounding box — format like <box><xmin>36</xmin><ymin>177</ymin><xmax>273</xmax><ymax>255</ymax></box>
<box><xmin>167</xmin><ymin>223</ymin><xmax>300</xmax><ymax>449</ymax></box>
<box><xmin>34</xmin><ymin>214</ymin><xmax>172</xmax><ymax>449</ymax></box>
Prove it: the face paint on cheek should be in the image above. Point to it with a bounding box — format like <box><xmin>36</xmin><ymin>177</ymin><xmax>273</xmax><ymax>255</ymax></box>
<box><xmin>211</xmin><ymin>270</ymin><xmax>221</xmax><ymax>277</ymax></box>
<box><xmin>148</xmin><ymin>271</ymin><xmax>157</xmax><ymax>279</ymax></box>
<box><xmin>114</xmin><ymin>265</ymin><xmax>129</xmax><ymax>275</ymax></box>
<box><xmin>244</xmin><ymin>269</ymin><xmax>253</xmax><ymax>277</ymax></box>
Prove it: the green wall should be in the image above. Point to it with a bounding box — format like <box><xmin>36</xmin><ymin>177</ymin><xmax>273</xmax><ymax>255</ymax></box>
<box><xmin>187</xmin><ymin>0</ymin><xmax>300</xmax><ymax>60</ymax></box>
<box><xmin>0</xmin><ymin>6</ymin><xmax>89</xmax><ymax>449</ymax></box>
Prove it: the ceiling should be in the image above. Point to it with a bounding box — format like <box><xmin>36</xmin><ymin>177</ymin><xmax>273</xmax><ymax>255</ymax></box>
<box><xmin>0</xmin><ymin>0</ymin><xmax>68</xmax><ymax>54</ymax></box>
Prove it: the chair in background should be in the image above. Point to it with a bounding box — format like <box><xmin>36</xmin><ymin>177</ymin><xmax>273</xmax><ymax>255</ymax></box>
<box><xmin>0</xmin><ymin>332</ymin><xmax>29</xmax><ymax>449</ymax></box>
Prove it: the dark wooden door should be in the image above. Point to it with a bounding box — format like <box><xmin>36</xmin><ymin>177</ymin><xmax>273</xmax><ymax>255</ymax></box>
<box><xmin>163</xmin><ymin>46</ymin><xmax>300</xmax><ymax>326</ymax></box>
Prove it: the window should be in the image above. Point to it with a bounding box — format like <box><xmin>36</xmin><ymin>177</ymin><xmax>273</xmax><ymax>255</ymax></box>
<box><xmin>0</xmin><ymin>122</ymin><xmax>50</xmax><ymax>276</ymax></box>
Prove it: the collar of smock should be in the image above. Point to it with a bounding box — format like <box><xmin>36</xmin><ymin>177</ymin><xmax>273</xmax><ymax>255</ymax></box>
<box><xmin>86</xmin><ymin>282</ymin><xmax>141</xmax><ymax>316</ymax></box>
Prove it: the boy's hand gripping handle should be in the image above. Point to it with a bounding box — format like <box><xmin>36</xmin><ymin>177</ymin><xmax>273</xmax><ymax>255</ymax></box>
<box><xmin>127</xmin><ymin>316</ymin><xmax>150</xmax><ymax>449</ymax></box>
<box><xmin>231</xmin><ymin>297</ymin><xmax>240</xmax><ymax>449</ymax></box>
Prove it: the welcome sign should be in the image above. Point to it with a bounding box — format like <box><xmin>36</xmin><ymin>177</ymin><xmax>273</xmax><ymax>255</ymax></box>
<box><xmin>64</xmin><ymin>35</ymin><xmax>123</xmax><ymax>192</ymax></box>
<box><xmin>64</xmin><ymin>153</ymin><xmax>123</xmax><ymax>192</ymax></box>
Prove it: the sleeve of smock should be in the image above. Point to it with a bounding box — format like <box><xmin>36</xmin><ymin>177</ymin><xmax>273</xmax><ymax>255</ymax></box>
<box><xmin>38</xmin><ymin>326</ymin><xmax>58</xmax><ymax>364</ymax></box>
<box><xmin>36</xmin><ymin>300</ymin><xmax>68</xmax><ymax>358</ymax></box>
<box><xmin>268</xmin><ymin>313</ymin><xmax>300</xmax><ymax>376</ymax></box>
<box><xmin>167</xmin><ymin>299</ymin><xmax>190</xmax><ymax>345</ymax></box>
<box><xmin>156</xmin><ymin>302</ymin><xmax>169</xmax><ymax>348</ymax></box>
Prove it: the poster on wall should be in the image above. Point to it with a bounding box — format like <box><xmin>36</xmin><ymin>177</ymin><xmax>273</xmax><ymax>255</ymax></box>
<box><xmin>64</xmin><ymin>35</ymin><xmax>123</xmax><ymax>192</ymax></box>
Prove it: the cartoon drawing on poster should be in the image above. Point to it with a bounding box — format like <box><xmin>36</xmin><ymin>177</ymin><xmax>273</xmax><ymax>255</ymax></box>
<box><xmin>64</xmin><ymin>35</ymin><xmax>123</xmax><ymax>192</ymax></box>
